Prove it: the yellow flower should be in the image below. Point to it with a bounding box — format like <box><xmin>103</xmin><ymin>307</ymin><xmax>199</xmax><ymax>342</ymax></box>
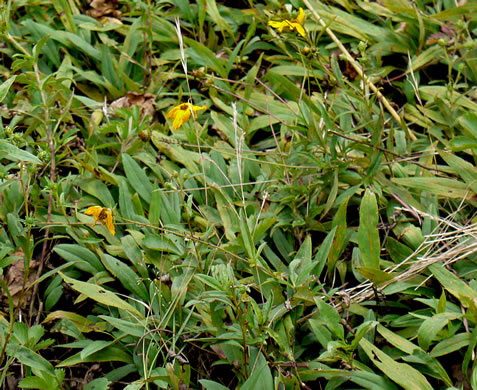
<box><xmin>84</xmin><ymin>206</ymin><xmax>115</xmax><ymax>236</ymax></box>
<box><xmin>268</xmin><ymin>7</ymin><xmax>306</xmax><ymax>38</ymax></box>
<box><xmin>165</xmin><ymin>103</ymin><xmax>207</xmax><ymax>130</ymax></box>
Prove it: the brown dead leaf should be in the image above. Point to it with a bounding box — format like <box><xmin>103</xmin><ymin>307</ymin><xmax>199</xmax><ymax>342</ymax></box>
<box><xmin>451</xmin><ymin>362</ymin><xmax>471</xmax><ymax>390</ymax></box>
<box><xmin>330</xmin><ymin>49</ymin><xmax>358</xmax><ymax>81</ymax></box>
<box><xmin>6</xmin><ymin>375</ymin><xmax>20</xmax><ymax>390</ymax></box>
<box><xmin>110</xmin><ymin>92</ymin><xmax>157</xmax><ymax>118</ymax></box>
<box><xmin>2</xmin><ymin>248</ymin><xmax>39</xmax><ymax>308</ymax></box>
<box><xmin>87</xmin><ymin>0</ymin><xmax>122</xmax><ymax>19</ymax></box>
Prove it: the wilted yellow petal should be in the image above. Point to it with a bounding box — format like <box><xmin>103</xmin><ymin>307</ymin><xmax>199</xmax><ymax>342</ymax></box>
<box><xmin>84</xmin><ymin>206</ymin><xmax>115</xmax><ymax>235</ymax></box>
<box><xmin>84</xmin><ymin>206</ymin><xmax>103</xmax><ymax>227</ymax></box>
<box><xmin>105</xmin><ymin>210</ymin><xmax>115</xmax><ymax>236</ymax></box>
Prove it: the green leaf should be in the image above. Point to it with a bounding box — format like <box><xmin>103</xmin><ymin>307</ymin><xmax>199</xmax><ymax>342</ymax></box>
<box><xmin>359</xmin><ymin>338</ymin><xmax>433</xmax><ymax>390</ymax></box>
<box><xmin>151</xmin><ymin>133</ymin><xmax>199</xmax><ymax>173</ymax></box>
<box><xmin>377</xmin><ymin>324</ymin><xmax>421</xmax><ymax>355</ymax></box>
<box><xmin>419</xmin><ymin>86</ymin><xmax>477</xmax><ymax>111</ymax></box>
<box><xmin>308</xmin><ymin>318</ymin><xmax>332</xmax><ymax>348</ymax></box>
<box><xmin>348</xmin><ymin>370</ymin><xmax>398</xmax><ymax>389</ymax></box>
<box><xmin>158</xmin><ymin>190</ymin><xmax>181</xmax><ymax>226</ymax></box>
<box><xmin>102</xmin><ymin>254</ymin><xmax>149</xmax><ymax>300</ymax></box>
<box><xmin>143</xmin><ymin>234</ymin><xmax>184</xmax><ymax>255</ymax></box>
<box><xmin>238</xmin><ymin>209</ymin><xmax>255</xmax><ymax>261</ymax></box>
<box><xmin>54</xmin><ymin>244</ymin><xmax>104</xmax><ymax>274</ymax></box>
<box><xmin>80</xmin><ymin>340</ymin><xmax>114</xmax><ymax>360</ymax></box>
<box><xmin>18</xmin><ymin>376</ymin><xmax>51</xmax><ymax>388</ymax></box>
<box><xmin>439</xmin><ymin>150</ymin><xmax>477</xmax><ymax>192</ymax></box>
<box><xmin>185</xmin><ymin>38</ymin><xmax>227</xmax><ymax>78</ymax></box>
<box><xmin>472</xmin><ymin>365</ymin><xmax>477</xmax><ymax>390</ymax></box>
<box><xmin>14</xmin><ymin>347</ymin><xmax>55</xmax><ymax>377</ymax></box>
<box><xmin>120</xmin><ymin>235</ymin><xmax>149</xmax><ymax>279</ymax></box>
<box><xmin>314</xmin><ymin>298</ymin><xmax>344</xmax><ymax>340</ymax></box>
<box><xmin>312</xmin><ymin>226</ymin><xmax>337</xmax><ymax>278</ymax></box>
<box><xmin>58</xmin><ymin>272</ymin><xmax>143</xmax><ymax>318</ymax></box>
<box><xmin>84</xmin><ymin>378</ymin><xmax>111</xmax><ymax>390</ymax></box>
<box><xmin>198</xmin><ymin>380</ymin><xmax>230</xmax><ymax>390</ymax></box>
<box><xmin>58</xmin><ymin>346</ymin><xmax>132</xmax><ymax>367</ymax></box>
<box><xmin>430</xmin><ymin>3</ymin><xmax>477</xmax><ymax>21</ymax></box>
<box><xmin>43</xmin><ymin>310</ymin><xmax>106</xmax><ymax>333</ymax></box>
<box><xmin>241</xmin><ymin>354</ymin><xmax>273</xmax><ymax>390</ymax></box>
<box><xmin>149</xmin><ymin>189</ymin><xmax>162</xmax><ymax>226</ymax></box>
<box><xmin>0</xmin><ymin>140</ymin><xmax>41</xmax><ymax>164</ymax></box>
<box><xmin>358</xmin><ymin>189</ymin><xmax>380</xmax><ymax>269</ymax></box>
<box><xmin>429</xmin><ymin>264</ymin><xmax>477</xmax><ymax>320</ymax></box>
<box><xmin>119</xmin><ymin>179</ymin><xmax>136</xmax><ymax>221</ymax></box>
<box><xmin>101</xmin><ymin>45</ymin><xmax>122</xmax><ymax>92</ymax></box>
<box><xmin>417</xmin><ymin>312</ymin><xmax>462</xmax><ymax>351</ymax></box>
<box><xmin>64</xmin><ymin>31</ymin><xmax>101</xmax><ymax>60</ymax></box>
<box><xmin>410</xmin><ymin>46</ymin><xmax>445</xmax><ymax>72</ymax></box>
<box><xmin>122</xmin><ymin>153</ymin><xmax>152</xmax><ymax>203</ymax></box>
<box><xmin>51</xmin><ymin>0</ymin><xmax>77</xmax><ymax>32</ymax></box>
<box><xmin>430</xmin><ymin>333</ymin><xmax>470</xmax><ymax>357</ymax></box>
<box><xmin>206</xmin><ymin>0</ymin><xmax>234</xmax><ymax>37</ymax></box>
<box><xmin>0</xmin><ymin>75</ymin><xmax>16</xmax><ymax>102</ymax></box>
<box><xmin>75</xmin><ymin>177</ymin><xmax>114</xmax><ymax>207</ymax></box>
<box><xmin>99</xmin><ymin>315</ymin><xmax>146</xmax><ymax>338</ymax></box>
<box><xmin>289</xmin><ymin>236</ymin><xmax>315</xmax><ymax>287</ymax></box>
<box><xmin>448</xmin><ymin>136</ymin><xmax>477</xmax><ymax>152</ymax></box>
<box><xmin>311</xmin><ymin>0</ymin><xmax>387</xmax><ymax>41</ymax></box>
<box><xmin>354</xmin><ymin>266</ymin><xmax>393</xmax><ymax>285</ymax></box>
<box><xmin>328</xmin><ymin>197</ymin><xmax>349</xmax><ymax>274</ymax></box>
<box><xmin>377</xmin><ymin>323</ymin><xmax>452</xmax><ymax>385</ymax></box>
<box><xmin>386</xmin><ymin>237</ymin><xmax>414</xmax><ymax>263</ymax></box>
<box><xmin>458</xmin><ymin>112</ymin><xmax>477</xmax><ymax>139</ymax></box>
<box><xmin>322</xmin><ymin>170</ymin><xmax>339</xmax><ymax>218</ymax></box>
<box><xmin>210</xmin><ymin>185</ymin><xmax>238</xmax><ymax>241</ymax></box>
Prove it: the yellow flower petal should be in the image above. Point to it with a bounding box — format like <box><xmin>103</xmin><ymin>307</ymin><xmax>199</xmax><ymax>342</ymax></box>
<box><xmin>191</xmin><ymin>105</ymin><xmax>207</xmax><ymax>114</ymax></box>
<box><xmin>84</xmin><ymin>206</ymin><xmax>103</xmax><ymax>227</ymax></box>
<box><xmin>269</xmin><ymin>20</ymin><xmax>286</xmax><ymax>32</ymax></box>
<box><xmin>268</xmin><ymin>8</ymin><xmax>306</xmax><ymax>37</ymax></box>
<box><xmin>174</xmin><ymin>110</ymin><xmax>190</xmax><ymax>129</ymax></box>
<box><xmin>165</xmin><ymin>106</ymin><xmax>180</xmax><ymax>119</ymax></box>
<box><xmin>296</xmin><ymin>7</ymin><xmax>305</xmax><ymax>24</ymax></box>
<box><xmin>166</xmin><ymin>103</ymin><xmax>207</xmax><ymax>130</ymax></box>
<box><xmin>105</xmin><ymin>211</ymin><xmax>115</xmax><ymax>236</ymax></box>
<box><xmin>84</xmin><ymin>206</ymin><xmax>115</xmax><ymax>235</ymax></box>
<box><xmin>293</xmin><ymin>23</ymin><xmax>306</xmax><ymax>38</ymax></box>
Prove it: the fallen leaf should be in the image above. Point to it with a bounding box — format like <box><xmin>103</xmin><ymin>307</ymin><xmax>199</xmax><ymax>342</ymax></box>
<box><xmin>87</xmin><ymin>0</ymin><xmax>122</xmax><ymax>19</ymax></box>
<box><xmin>110</xmin><ymin>92</ymin><xmax>157</xmax><ymax>118</ymax></box>
<box><xmin>2</xmin><ymin>248</ymin><xmax>39</xmax><ymax>308</ymax></box>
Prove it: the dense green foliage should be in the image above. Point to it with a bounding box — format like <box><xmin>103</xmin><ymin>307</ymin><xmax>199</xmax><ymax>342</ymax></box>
<box><xmin>1</xmin><ymin>0</ymin><xmax>477</xmax><ymax>388</ymax></box>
